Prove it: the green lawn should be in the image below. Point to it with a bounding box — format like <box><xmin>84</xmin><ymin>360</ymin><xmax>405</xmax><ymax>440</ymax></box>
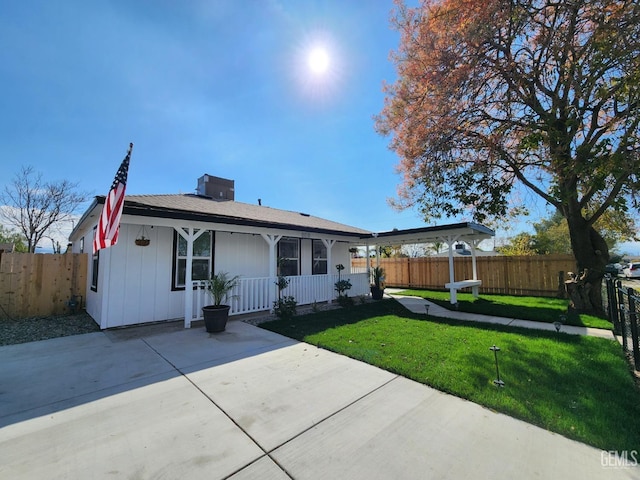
<box><xmin>260</xmin><ymin>299</ymin><xmax>640</xmax><ymax>451</ymax></box>
<box><xmin>394</xmin><ymin>289</ymin><xmax>612</xmax><ymax>330</ymax></box>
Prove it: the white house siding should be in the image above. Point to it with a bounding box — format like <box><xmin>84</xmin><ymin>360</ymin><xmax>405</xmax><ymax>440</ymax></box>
<box><xmin>72</xmin><ymin>215</ymin><xmax>363</xmax><ymax>328</ymax></box>
<box><xmin>214</xmin><ymin>232</ymin><xmax>353</xmax><ymax>279</ymax></box>
<box><xmin>214</xmin><ymin>232</ymin><xmax>269</xmax><ymax>277</ymax></box>
<box><xmin>97</xmin><ymin>224</ymin><xmax>181</xmax><ymax>328</ymax></box>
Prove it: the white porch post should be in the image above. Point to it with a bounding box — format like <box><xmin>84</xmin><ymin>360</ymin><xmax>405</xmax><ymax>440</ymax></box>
<box><xmin>444</xmin><ymin>234</ymin><xmax>460</xmax><ymax>303</ymax></box>
<box><xmin>261</xmin><ymin>234</ymin><xmax>282</xmax><ymax>307</ymax></box>
<box><xmin>444</xmin><ymin>235</ymin><xmax>460</xmax><ymax>285</ymax></box>
<box><xmin>365</xmin><ymin>243</ymin><xmax>371</xmax><ymax>283</ymax></box>
<box><xmin>470</xmin><ymin>239</ymin><xmax>480</xmax><ymax>280</ymax></box>
<box><xmin>322</xmin><ymin>239</ymin><xmax>336</xmax><ymax>304</ymax></box>
<box><xmin>177</xmin><ymin>227</ymin><xmax>207</xmax><ymax>328</ymax></box>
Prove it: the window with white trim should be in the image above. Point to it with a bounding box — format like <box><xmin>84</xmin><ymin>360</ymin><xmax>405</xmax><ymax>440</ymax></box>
<box><xmin>173</xmin><ymin>230</ymin><xmax>213</xmax><ymax>289</ymax></box>
<box><xmin>278</xmin><ymin>237</ymin><xmax>299</xmax><ymax>276</ymax></box>
<box><xmin>312</xmin><ymin>239</ymin><xmax>327</xmax><ymax>274</ymax></box>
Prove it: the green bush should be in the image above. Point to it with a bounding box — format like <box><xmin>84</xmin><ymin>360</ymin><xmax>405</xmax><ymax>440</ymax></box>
<box><xmin>273</xmin><ymin>295</ymin><xmax>297</xmax><ymax>320</ymax></box>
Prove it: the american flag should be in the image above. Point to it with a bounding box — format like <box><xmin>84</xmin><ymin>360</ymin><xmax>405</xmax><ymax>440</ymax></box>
<box><xmin>93</xmin><ymin>143</ymin><xmax>133</xmax><ymax>254</ymax></box>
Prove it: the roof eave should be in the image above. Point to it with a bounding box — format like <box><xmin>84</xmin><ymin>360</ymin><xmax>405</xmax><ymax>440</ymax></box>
<box><xmin>69</xmin><ymin>196</ymin><xmax>102</xmax><ymax>240</ymax></box>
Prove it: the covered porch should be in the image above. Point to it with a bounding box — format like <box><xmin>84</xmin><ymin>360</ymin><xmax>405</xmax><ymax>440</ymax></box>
<box><xmin>179</xmin><ymin>227</ymin><xmax>370</xmax><ymax>328</ymax></box>
<box><xmin>182</xmin><ymin>222</ymin><xmax>494</xmax><ymax>326</ymax></box>
<box><xmin>189</xmin><ymin>272</ymin><xmax>370</xmax><ymax>325</ymax></box>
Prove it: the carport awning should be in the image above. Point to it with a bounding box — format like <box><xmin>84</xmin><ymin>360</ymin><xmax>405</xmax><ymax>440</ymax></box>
<box><xmin>356</xmin><ymin>222</ymin><xmax>495</xmax><ymax>303</ymax></box>
<box><xmin>357</xmin><ymin>222</ymin><xmax>494</xmax><ymax>246</ymax></box>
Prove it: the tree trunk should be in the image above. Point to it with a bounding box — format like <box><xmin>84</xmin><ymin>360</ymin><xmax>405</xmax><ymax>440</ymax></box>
<box><xmin>564</xmin><ymin>214</ymin><xmax>609</xmax><ymax>315</ymax></box>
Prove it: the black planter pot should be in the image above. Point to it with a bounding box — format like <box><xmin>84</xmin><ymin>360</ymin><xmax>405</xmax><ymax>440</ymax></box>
<box><xmin>371</xmin><ymin>286</ymin><xmax>384</xmax><ymax>300</ymax></box>
<box><xmin>202</xmin><ymin>305</ymin><xmax>231</xmax><ymax>333</ymax></box>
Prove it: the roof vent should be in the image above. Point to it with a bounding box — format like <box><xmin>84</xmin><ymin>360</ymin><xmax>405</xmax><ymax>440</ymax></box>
<box><xmin>196</xmin><ymin>174</ymin><xmax>235</xmax><ymax>201</ymax></box>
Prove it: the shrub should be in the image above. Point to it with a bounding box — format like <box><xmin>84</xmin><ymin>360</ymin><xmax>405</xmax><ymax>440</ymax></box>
<box><xmin>273</xmin><ymin>295</ymin><xmax>297</xmax><ymax>320</ymax></box>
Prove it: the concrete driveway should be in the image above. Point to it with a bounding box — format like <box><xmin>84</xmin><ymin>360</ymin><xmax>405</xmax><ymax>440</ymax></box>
<box><xmin>0</xmin><ymin>320</ymin><xmax>634</xmax><ymax>479</ymax></box>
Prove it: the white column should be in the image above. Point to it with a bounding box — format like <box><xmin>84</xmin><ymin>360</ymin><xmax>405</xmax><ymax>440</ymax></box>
<box><xmin>470</xmin><ymin>239</ymin><xmax>480</xmax><ymax>280</ymax></box>
<box><xmin>470</xmin><ymin>239</ymin><xmax>481</xmax><ymax>299</ymax></box>
<box><xmin>322</xmin><ymin>239</ymin><xmax>336</xmax><ymax>303</ymax></box>
<box><xmin>261</xmin><ymin>234</ymin><xmax>282</xmax><ymax>307</ymax></box>
<box><xmin>177</xmin><ymin>227</ymin><xmax>207</xmax><ymax>328</ymax></box>
<box><xmin>371</xmin><ymin>233</ymin><xmax>380</xmax><ymax>269</ymax></box>
<box><xmin>365</xmin><ymin>243</ymin><xmax>371</xmax><ymax>283</ymax></box>
<box><xmin>445</xmin><ymin>235</ymin><xmax>457</xmax><ymax>284</ymax></box>
<box><xmin>444</xmin><ymin>234</ymin><xmax>460</xmax><ymax>304</ymax></box>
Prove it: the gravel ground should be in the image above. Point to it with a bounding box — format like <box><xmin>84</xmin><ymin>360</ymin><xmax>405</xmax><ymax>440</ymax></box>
<box><xmin>0</xmin><ymin>297</ymin><xmax>363</xmax><ymax>347</ymax></box>
<box><xmin>0</xmin><ymin>312</ymin><xmax>100</xmax><ymax>347</ymax></box>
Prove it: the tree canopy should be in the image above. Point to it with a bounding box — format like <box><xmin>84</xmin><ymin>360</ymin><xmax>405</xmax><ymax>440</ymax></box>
<box><xmin>376</xmin><ymin>0</ymin><xmax>640</xmax><ymax>312</ymax></box>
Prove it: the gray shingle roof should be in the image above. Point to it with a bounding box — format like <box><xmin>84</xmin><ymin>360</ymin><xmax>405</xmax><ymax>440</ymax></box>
<box><xmin>122</xmin><ymin>194</ymin><xmax>371</xmax><ymax>236</ymax></box>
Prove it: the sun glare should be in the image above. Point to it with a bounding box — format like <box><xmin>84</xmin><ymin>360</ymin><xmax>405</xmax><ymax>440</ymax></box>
<box><xmin>307</xmin><ymin>47</ymin><xmax>330</xmax><ymax>74</ymax></box>
<box><xmin>291</xmin><ymin>33</ymin><xmax>343</xmax><ymax>104</ymax></box>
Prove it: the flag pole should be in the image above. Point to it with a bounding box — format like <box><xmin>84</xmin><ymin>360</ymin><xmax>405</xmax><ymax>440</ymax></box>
<box><xmin>92</xmin><ymin>143</ymin><xmax>134</xmax><ymax>254</ymax></box>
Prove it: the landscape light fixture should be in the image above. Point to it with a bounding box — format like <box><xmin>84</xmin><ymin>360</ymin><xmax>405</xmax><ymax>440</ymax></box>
<box><xmin>553</xmin><ymin>314</ymin><xmax>566</xmax><ymax>340</ymax></box>
<box><xmin>490</xmin><ymin>345</ymin><xmax>505</xmax><ymax>387</ymax></box>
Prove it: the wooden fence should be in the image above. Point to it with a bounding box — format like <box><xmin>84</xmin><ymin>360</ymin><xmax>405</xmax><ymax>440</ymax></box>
<box><xmin>352</xmin><ymin>254</ymin><xmax>576</xmax><ymax>297</ymax></box>
<box><xmin>0</xmin><ymin>252</ymin><xmax>87</xmax><ymax>319</ymax></box>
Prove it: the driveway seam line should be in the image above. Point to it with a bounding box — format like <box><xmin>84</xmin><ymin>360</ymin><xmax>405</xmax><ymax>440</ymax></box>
<box><xmin>266</xmin><ymin>373</ymin><xmax>401</xmax><ymax>454</ymax></box>
<box><xmin>139</xmin><ymin>337</ymin><xmax>295</xmax><ymax>480</ymax></box>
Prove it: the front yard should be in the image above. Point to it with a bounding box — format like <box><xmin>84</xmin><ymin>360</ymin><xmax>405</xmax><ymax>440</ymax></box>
<box><xmin>260</xmin><ymin>299</ymin><xmax>640</xmax><ymax>451</ymax></box>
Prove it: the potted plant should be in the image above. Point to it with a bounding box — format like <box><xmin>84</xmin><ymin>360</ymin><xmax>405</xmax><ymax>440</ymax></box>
<box><xmin>202</xmin><ymin>271</ymin><xmax>240</xmax><ymax>333</ymax></box>
<box><xmin>370</xmin><ymin>266</ymin><xmax>385</xmax><ymax>300</ymax></box>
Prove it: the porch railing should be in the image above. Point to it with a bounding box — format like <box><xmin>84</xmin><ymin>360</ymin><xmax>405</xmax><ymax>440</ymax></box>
<box><xmin>190</xmin><ymin>272</ymin><xmax>369</xmax><ymax>323</ymax></box>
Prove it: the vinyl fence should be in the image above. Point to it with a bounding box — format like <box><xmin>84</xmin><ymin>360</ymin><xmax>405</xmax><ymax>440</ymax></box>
<box><xmin>352</xmin><ymin>254</ymin><xmax>576</xmax><ymax>297</ymax></box>
<box><xmin>0</xmin><ymin>252</ymin><xmax>87</xmax><ymax>319</ymax></box>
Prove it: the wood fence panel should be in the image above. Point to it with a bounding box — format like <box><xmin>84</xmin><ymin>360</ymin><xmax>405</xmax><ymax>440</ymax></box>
<box><xmin>0</xmin><ymin>253</ymin><xmax>87</xmax><ymax>319</ymax></box>
<box><xmin>351</xmin><ymin>254</ymin><xmax>576</xmax><ymax>297</ymax></box>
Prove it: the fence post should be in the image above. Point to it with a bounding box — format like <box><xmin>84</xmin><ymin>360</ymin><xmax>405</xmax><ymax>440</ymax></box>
<box><xmin>607</xmin><ymin>276</ymin><xmax>621</xmax><ymax>334</ymax></box>
<box><xmin>627</xmin><ymin>288</ymin><xmax>640</xmax><ymax>371</ymax></box>
<box><xmin>557</xmin><ymin>271</ymin><xmax>565</xmax><ymax>298</ymax></box>
<box><xmin>616</xmin><ymin>281</ymin><xmax>628</xmax><ymax>351</ymax></box>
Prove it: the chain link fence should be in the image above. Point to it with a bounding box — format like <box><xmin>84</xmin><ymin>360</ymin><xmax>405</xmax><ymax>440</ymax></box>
<box><xmin>603</xmin><ymin>275</ymin><xmax>640</xmax><ymax>371</ymax></box>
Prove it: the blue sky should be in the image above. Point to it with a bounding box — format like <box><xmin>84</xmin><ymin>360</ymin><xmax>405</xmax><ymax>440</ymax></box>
<box><xmin>1</xmin><ymin>0</ymin><xmax>638</xmax><ymax>255</ymax></box>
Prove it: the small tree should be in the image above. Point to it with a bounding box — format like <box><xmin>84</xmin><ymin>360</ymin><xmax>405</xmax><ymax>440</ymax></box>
<box><xmin>334</xmin><ymin>264</ymin><xmax>353</xmax><ymax>307</ymax></box>
<box><xmin>1</xmin><ymin>166</ymin><xmax>89</xmax><ymax>252</ymax></box>
<box><xmin>272</xmin><ymin>273</ymin><xmax>297</xmax><ymax>320</ymax></box>
<box><xmin>0</xmin><ymin>225</ymin><xmax>28</xmax><ymax>252</ymax></box>
<box><xmin>496</xmin><ymin>233</ymin><xmax>537</xmax><ymax>256</ymax></box>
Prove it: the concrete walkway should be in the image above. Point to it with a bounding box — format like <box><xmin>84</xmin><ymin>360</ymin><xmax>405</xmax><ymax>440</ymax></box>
<box><xmin>386</xmin><ymin>289</ymin><xmax>616</xmax><ymax>340</ymax></box>
<box><xmin>0</xmin><ymin>320</ymin><xmax>633</xmax><ymax>479</ymax></box>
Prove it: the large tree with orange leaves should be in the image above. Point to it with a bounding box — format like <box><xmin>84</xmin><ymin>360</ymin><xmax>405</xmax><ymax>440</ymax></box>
<box><xmin>376</xmin><ymin>0</ymin><xmax>640</xmax><ymax>313</ymax></box>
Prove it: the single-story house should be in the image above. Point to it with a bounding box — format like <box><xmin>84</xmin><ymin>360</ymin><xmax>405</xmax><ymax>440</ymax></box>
<box><xmin>69</xmin><ymin>174</ymin><xmax>494</xmax><ymax>329</ymax></box>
